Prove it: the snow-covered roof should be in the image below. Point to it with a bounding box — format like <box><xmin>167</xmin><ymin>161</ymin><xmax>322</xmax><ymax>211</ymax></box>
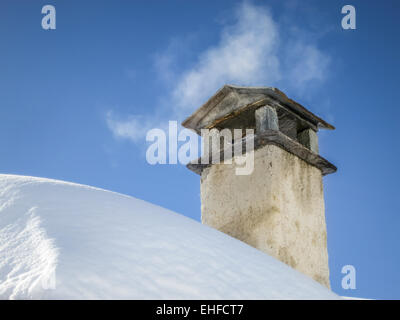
<box><xmin>0</xmin><ymin>174</ymin><xmax>339</xmax><ymax>299</ymax></box>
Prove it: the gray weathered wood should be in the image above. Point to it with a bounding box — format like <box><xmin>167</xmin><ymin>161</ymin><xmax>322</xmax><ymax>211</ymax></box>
<box><xmin>255</xmin><ymin>105</ymin><xmax>279</xmax><ymax>133</ymax></box>
<box><xmin>298</xmin><ymin>128</ymin><xmax>319</xmax><ymax>154</ymax></box>
<box><xmin>182</xmin><ymin>85</ymin><xmax>335</xmax><ymax>133</ymax></box>
<box><xmin>187</xmin><ymin>130</ymin><xmax>336</xmax><ymax>176</ymax></box>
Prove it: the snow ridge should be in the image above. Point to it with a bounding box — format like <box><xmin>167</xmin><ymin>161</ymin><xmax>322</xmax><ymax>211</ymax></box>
<box><xmin>0</xmin><ymin>207</ymin><xmax>58</xmax><ymax>299</ymax></box>
<box><xmin>0</xmin><ymin>174</ymin><xmax>339</xmax><ymax>300</ymax></box>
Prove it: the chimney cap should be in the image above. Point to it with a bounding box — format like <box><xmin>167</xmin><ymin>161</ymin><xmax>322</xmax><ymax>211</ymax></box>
<box><xmin>182</xmin><ymin>85</ymin><xmax>335</xmax><ymax>134</ymax></box>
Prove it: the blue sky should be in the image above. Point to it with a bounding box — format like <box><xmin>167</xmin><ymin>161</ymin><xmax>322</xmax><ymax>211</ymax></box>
<box><xmin>1</xmin><ymin>0</ymin><xmax>399</xmax><ymax>299</ymax></box>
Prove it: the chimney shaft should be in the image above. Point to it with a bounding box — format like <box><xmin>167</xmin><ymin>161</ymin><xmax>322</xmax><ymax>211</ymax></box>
<box><xmin>183</xmin><ymin>85</ymin><xmax>336</xmax><ymax>288</ymax></box>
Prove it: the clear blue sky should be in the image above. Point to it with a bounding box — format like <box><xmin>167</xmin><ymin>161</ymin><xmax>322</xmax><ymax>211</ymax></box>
<box><xmin>1</xmin><ymin>0</ymin><xmax>399</xmax><ymax>299</ymax></box>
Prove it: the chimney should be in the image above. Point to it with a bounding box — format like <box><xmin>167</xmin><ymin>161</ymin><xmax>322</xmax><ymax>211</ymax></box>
<box><xmin>182</xmin><ymin>85</ymin><xmax>336</xmax><ymax>288</ymax></box>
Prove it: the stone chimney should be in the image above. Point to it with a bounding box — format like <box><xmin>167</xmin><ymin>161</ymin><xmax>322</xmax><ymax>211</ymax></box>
<box><xmin>182</xmin><ymin>85</ymin><xmax>336</xmax><ymax>288</ymax></box>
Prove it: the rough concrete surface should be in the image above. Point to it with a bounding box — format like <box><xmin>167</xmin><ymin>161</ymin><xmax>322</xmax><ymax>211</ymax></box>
<box><xmin>200</xmin><ymin>144</ymin><xmax>330</xmax><ymax>287</ymax></box>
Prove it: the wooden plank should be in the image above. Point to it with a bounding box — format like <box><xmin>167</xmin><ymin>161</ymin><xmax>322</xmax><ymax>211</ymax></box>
<box><xmin>187</xmin><ymin>130</ymin><xmax>337</xmax><ymax>176</ymax></box>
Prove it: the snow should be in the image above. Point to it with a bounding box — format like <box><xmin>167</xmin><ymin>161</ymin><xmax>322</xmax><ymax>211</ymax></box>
<box><xmin>0</xmin><ymin>174</ymin><xmax>339</xmax><ymax>299</ymax></box>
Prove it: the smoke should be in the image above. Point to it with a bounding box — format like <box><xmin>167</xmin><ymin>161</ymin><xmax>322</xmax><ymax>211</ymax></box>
<box><xmin>107</xmin><ymin>2</ymin><xmax>330</xmax><ymax>143</ymax></box>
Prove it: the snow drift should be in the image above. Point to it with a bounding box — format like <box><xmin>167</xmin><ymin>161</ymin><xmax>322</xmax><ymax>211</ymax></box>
<box><xmin>0</xmin><ymin>174</ymin><xmax>338</xmax><ymax>299</ymax></box>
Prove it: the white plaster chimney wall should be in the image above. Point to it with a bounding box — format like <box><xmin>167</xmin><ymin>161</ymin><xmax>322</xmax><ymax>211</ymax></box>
<box><xmin>200</xmin><ymin>144</ymin><xmax>330</xmax><ymax>288</ymax></box>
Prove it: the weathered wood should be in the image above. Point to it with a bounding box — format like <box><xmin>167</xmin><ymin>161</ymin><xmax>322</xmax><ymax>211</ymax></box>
<box><xmin>187</xmin><ymin>130</ymin><xmax>336</xmax><ymax>176</ymax></box>
<box><xmin>255</xmin><ymin>105</ymin><xmax>279</xmax><ymax>133</ymax></box>
<box><xmin>182</xmin><ymin>85</ymin><xmax>335</xmax><ymax>133</ymax></box>
<box><xmin>192</xmin><ymin>97</ymin><xmax>318</xmax><ymax>134</ymax></box>
<box><xmin>298</xmin><ymin>128</ymin><xmax>319</xmax><ymax>154</ymax></box>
